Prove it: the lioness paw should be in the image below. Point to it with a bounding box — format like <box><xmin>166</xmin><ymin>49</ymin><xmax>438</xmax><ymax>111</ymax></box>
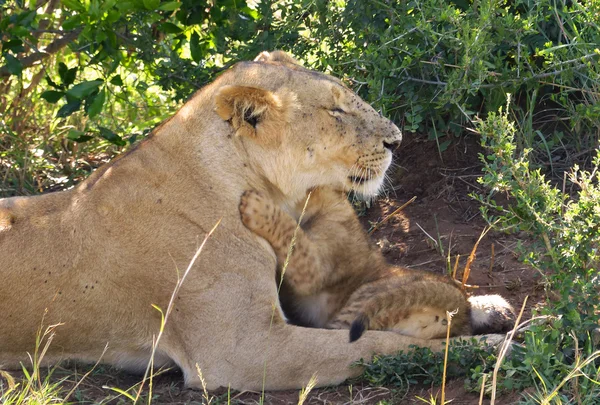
<box><xmin>239</xmin><ymin>190</ymin><xmax>274</xmax><ymax>232</ymax></box>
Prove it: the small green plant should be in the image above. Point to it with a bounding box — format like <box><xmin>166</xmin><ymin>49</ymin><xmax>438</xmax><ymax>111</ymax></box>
<box><xmin>473</xmin><ymin>97</ymin><xmax>600</xmax><ymax>401</ymax></box>
<box><xmin>356</xmin><ymin>338</ymin><xmax>496</xmax><ymax>388</ymax></box>
<box><xmin>0</xmin><ymin>321</ymin><xmax>68</xmax><ymax>405</ymax></box>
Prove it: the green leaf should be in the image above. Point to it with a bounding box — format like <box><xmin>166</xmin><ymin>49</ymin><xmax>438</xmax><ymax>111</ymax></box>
<box><xmin>66</xmin><ymin>80</ymin><xmax>104</xmax><ymax>99</ymax></box>
<box><xmin>115</xmin><ymin>1</ymin><xmax>136</xmax><ymax>11</ymax></box>
<box><xmin>67</xmin><ymin>129</ymin><xmax>92</xmax><ymax>142</ymax></box>
<box><xmin>87</xmin><ymin>89</ymin><xmax>106</xmax><ymax>118</ymax></box>
<box><xmin>106</xmin><ymin>10</ymin><xmax>121</xmax><ymax>23</ymax></box>
<box><xmin>56</xmin><ymin>100</ymin><xmax>82</xmax><ymax>118</ymax></box>
<box><xmin>190</xmin><ymin>32</ymin><xmax>202</xmax><ymax>62</ymax></box>
<box><xmin>99</xmin><ymin>126</ymin><xmax>126</xmax><ymax>146</ymax></box>
<box><xmin>40</xmin><ymin>90</ymin><xmax>65</xmax><ymax>103</ymax></box>
<box><xmin>58</xmin><ymin>62</ymin><xmax>77</xmax><ymax>86</ymax></box>
<box><xmin>58</xmin><ymin>62</ymin><xmax>68</xmax><ymax>82</ymax></box>
<box><xmin>3</xmin><ymin>39</ymin><xmax>25</xmax><ymax>53</ymax></box>
<box><xmin>143</xmin><ymin>0</ymin><xmax>160</xmax><ymax>10</ymax></box>
<box><xmin>10</xmin><ymin>26</ymin><xmax>31</xmax><ymax>38</ymax></box>
<box><xmin>67</xmin><ymin>129</ymin><xmax>85</xmax><ymax>140</ymax></box>
<box><xmin>100</xmin><ymin>0</ymin><xmax>119</xmax><ymax>11</ymax></box>
<box><xmin>110</xmin><ymin>75</ymin><xmax>123</xmax><ymax>86</ymax></box>
<box><xmin>4</xmin><ymin>53</ymin><xmax>23</xmax><ymax>76</ymax></box>
<box><xmin>158</xmin><ymin>22</ymin><xmax>183</xmax><ymax>34</ymax></box>
<box><xmin>61</xmin><ymin>0</ymin><xmax>86</xmax><ymax>11</ymax></box>
<box><xmin>158</xmin><ymin>1</ymin><xmax>181</xmax><ymax>11</ymax></box>
<box><xmin>45</xmin><ymin>75</ymin><xmax>61</xmax><ymax>89</ymax></box>
<box><xmin>64</xmin><ymin>66</ymin><xmax>77</xmax><ymax>86</ymax></box>
<box><xmin>88</xmin><ymin>0</ymin><xmax>101</xmax><ymax>18</ymax></box>
<box><xmin>438</xmin><ymin>139</ymin><xmax>451</xmax><ymax>152</ymax></box>
<box><xmin>62</xmin><ymin>15</ymin><xmax>82</xmax><ymax>30</ymax></box>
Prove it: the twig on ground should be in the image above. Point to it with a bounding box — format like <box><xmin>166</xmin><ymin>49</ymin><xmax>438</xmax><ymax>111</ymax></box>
<box><xmin>489</xmin><ymin>243</ymin><xmax>495</xmax><ymax>273</ymax></box>
<box><xmin>369</xmin><ymin>196</ymin><xmax>416</xmax><ymax>235</ymax></box>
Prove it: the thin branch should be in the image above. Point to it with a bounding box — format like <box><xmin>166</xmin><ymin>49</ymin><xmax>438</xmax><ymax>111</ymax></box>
<box><xmin>0</xmin><ymin>30</ymin><xmax>80</xmax><ymax>77</ymax></box>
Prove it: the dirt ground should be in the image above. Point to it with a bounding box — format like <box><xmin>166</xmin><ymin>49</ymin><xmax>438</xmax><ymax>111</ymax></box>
<box><xmin>2</xmin><ymin>135</ymin><xmax>544</xmax><ymax>404</ymax></box>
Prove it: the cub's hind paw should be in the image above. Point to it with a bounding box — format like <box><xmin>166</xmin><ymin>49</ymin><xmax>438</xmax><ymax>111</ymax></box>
<box><xmin>469</xmin><ymin>294</ymin><xmax>516</xmax><ymax>334</ymax></box>
<box><xmin>239</xmin><ymin>190</ymin><xmax>274</xmax><ymax>232</ymax></box>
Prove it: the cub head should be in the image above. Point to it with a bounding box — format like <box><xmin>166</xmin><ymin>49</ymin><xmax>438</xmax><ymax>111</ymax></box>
<box><xmin>214</xmin><ymin>51</ymin><xmax>402</xmax><ymax>200</ymax></box>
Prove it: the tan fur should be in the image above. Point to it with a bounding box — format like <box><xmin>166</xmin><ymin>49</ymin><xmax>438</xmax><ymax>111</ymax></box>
<box><xmin>0</xmin><ymin>51</ymin><xmax>502</xmax><ymax>391</ymax></box>
<box><xmin>239</xmin><ymin>187</ymin><xmax>514</xmax><ymax>341</ymax></box>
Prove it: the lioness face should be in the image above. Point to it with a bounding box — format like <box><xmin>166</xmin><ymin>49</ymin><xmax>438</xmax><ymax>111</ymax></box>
<box><xmin>291</xmin><ymin>80</ymin><xmax>402</xmax><ymax>197</ymax></box>
<box><xmin>214</xmin><ymin>52</ymin><xmax>402</xmax><ymax>198</ymax></box>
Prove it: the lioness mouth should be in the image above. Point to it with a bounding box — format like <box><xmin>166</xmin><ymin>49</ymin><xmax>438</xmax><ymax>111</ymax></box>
<box><xmin>349</xmin><ymin>175</ymin><xmax>370</xmax><ymax>184</ymax></box>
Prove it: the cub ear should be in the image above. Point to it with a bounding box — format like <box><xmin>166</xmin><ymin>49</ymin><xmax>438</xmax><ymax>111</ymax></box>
<box><xmin>214</xmin><ymin>85</ymin><xmax>294</xmax><ymax>145</ymax></box>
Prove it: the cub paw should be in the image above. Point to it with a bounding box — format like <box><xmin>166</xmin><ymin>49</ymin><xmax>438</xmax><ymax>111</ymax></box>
<box><xmin>469</xmin><ymin>294</ymin><xmax>516</xmax><ymax>334</ymax></box>
<box><xmin>239</xmin><ymin>190</ymin><xmax>274</xmax><ymax>232</ymax></box>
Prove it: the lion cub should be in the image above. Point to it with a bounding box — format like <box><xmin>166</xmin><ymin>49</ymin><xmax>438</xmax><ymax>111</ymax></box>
<box><xmin>240</xmin><ymin>188</ymin><xmax>515</xmax><ymax>341</ymax></box>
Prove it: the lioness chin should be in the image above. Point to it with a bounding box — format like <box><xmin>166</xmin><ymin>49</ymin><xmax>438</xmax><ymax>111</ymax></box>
<box><xmin>0</xmin><ymin>51</ymin><xmax>500</xmax><ymax>391</ymax></box>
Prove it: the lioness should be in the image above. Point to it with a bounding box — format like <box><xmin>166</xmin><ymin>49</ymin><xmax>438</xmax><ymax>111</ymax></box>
<box><xmin>239</xmin><ymin>187</ymin><xmax>515</xmax><ymax>341</ymax></box>
<box><xmin>0</xmin><ymin>51</ymin><xmax>499</xmax><ymax>391</ymax></box>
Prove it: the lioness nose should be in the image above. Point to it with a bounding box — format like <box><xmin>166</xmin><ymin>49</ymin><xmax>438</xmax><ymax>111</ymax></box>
<box><xmin>383</xmin><ymin>138</ymin><xmax>401</xmax><ymax>151</ymax></box>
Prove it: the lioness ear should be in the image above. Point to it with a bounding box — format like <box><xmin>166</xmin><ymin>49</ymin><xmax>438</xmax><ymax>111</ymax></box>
<box><xmin>214</xmin><ymin>85</ymin><xmax>293</xmax><ymax>145</ymax></box>
<box><xmin>254</xmin><ymin>50</ymin><xmax>302</xmax><ymax>67</ymax></box>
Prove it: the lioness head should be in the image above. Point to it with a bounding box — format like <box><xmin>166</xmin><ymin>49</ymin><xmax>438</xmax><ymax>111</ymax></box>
<box><xmin>213</xmin><ymin>51</ymin><xmax>402</xmax><ymax>199</ymax></box>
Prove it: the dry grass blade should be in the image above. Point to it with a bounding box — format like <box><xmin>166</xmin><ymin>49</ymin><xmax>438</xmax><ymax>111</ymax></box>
<box><xmin>261</xmin><ymin>192</ymin><xmax>312</xmax><ymax>403</ymax></box>
<box><xmin>415</xmin><ymin>223</ymin><xmax>438</xmax><ymax>248</ymax></box>
<box><xmin>489</xmin><ymin>243</ymin><xmax>495</xmax><ymax>273</ymax></box>
<box><xmin>461</xmin><ymin>226</ymin><xmax>492</xmax><ymax>288</ymax></box>
<box><xmin>133</xmin><ymin>217</ymin><xmax>223</xmax><ymax>402</ymax></box>
<box><xmin>196</xmin><ymin>364</ymin><xmax>213</xmax><ymax>405</ymax></box>
<box><xmin>279</xmin><ymin>192</ymin><xmax>312</xmax><ymax>283</ymax></box>
<box><xmin>452</xmin><ymin>254</ymin><xmax>460</xmax><ymax>279</ymax></box>
<box><xmin>0</xmin><ymin>369</ymin><xmax>16</xmax><ymax>390</ymax></box>
<box><xmin>368</xmin><ymin>196</ymin><xmax>416</xmax><ymax>235</ymax></box>
<box><xmin>441</xmin><ymin>309</ymin><xmax>457</xmax><ymax>405</ymax></box>
<box><xmin>62</xmin><ymin>343</ymin><xmax>108</xmax><ymax>403</ymax></box>
<box><xmin>297</xmin><ymin>374</ymin><xmax>318</xmax><ymax>405</ymax></box>
<box><xmin>490</xmin><ymin>296</ymin><xmax>528</xmax><ymax>405</ymax></box>
<box><xmin>539</xmin><ymin>349</ymin><xmax>600</xmax><ymax>404</ymax></box>
<box><xmin>478</xmin><ymin>374</ymin><xmax>487</xmax><ymax>405</ymax></box>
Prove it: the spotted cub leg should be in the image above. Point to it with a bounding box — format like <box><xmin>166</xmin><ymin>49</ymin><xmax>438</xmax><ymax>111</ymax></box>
<box><xmin>239</xmin><ymin>190</ymin><xmax>328</xmax><ymax>296</ymax></box>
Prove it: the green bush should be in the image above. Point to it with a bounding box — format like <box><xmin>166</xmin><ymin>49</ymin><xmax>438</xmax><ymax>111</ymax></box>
<box><xmin>2</xmin><ymin>0</ymin><xmax>599</xmax><ymax>196</ymax></box>
<box><xmin>283</xmin><ymin>0</ymin><xmax>600</xmax><ymax>159</ymax></box>
<box><xmin>473</xmin><ymin>99</ymin><xmax>600</xmax><ymax>402</ymax></box>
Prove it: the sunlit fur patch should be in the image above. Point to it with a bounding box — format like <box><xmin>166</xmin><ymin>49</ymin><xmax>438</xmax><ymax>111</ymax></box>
<box><xmin>0</xmin><ymin>210</ymin><xmax>14</xmax><ymax>231</ymax></box>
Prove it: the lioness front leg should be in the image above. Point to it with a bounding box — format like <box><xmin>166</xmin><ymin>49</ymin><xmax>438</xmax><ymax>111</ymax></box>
<box><xmin>180</xmin><ymin>315</ymin><xmax>505</xmax><ymax>391</ymax></box>
<box><xmin>239</xmin><ymin>190</ymin><xmax>328</xmax><ymax>295</ymax></box>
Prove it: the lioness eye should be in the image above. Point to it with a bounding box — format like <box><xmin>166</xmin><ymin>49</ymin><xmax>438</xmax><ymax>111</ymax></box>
<box><xmin>330</xmin><ymin>107</ymin><xmax>346</xmax><ymax>114</ymax></box>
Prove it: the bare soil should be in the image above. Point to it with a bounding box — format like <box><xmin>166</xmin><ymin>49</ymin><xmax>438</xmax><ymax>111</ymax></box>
<box><xmin>2</xmin><ymin>135</ymin><xmax>543</xmax><ymax>404</ymax></box>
